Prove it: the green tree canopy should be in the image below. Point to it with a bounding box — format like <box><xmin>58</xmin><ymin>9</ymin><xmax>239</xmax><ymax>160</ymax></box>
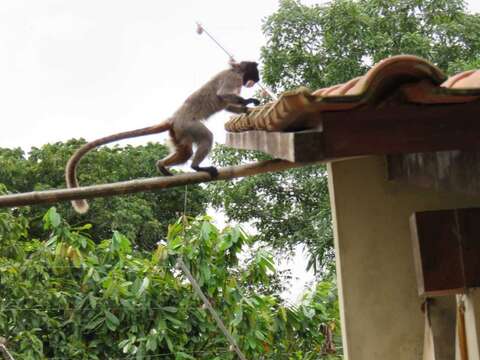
<box><xmin>0</xmin><ymin>208</ymin><xmax>341</xmax><ymax>359</ymax></box>
<box><xmin>0</xmin><ymin>140</ymin><xmax>208</xmax><ymax>249</ymax></box>
<box><xmin>262</xmin><ymin>0</ymin><xmax>480</xmax><ymax>92</ymax></box>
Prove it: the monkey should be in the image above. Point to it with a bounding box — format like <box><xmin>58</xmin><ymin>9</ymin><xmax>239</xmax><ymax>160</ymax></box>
<box><xmin>65</xmin><ymin>61</ymin><xmax>261</xmax><ymax>214</ymax></box>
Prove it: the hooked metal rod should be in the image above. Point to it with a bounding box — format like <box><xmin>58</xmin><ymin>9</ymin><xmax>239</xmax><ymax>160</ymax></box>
<box><xmin>0</xmin><ymin>159</ymin><xmax>324</xmax><ymax>209</ymax></box>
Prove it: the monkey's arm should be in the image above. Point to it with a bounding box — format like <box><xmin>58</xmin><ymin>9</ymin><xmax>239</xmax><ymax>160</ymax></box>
<box><xmin>217</xmin><ymin>72</ymin><xmax>260</xmax><ymax>107</ymax></box>
<box><xmin>217</xmin><ymin>94</ymin><xmax>260</xmax><ymax>107</ymax></box>
<box><xmin>225</xmin><ymin>104</ymin><xmax>250</xmax><ymax>114</ymax></box>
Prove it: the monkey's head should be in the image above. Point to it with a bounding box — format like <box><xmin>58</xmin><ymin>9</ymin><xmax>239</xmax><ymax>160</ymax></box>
<box><xmin>232</xmin><ymin>61</ymin><xmax>259</xmax><ymax>88</ymax></box>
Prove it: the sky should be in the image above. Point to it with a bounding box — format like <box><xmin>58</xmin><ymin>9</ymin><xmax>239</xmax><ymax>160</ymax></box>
<box><xmin>0</xmin><ymin>0</ymin><xmax>315</xmax><ymax>150</ymax></box>
<box><xmin>1</xmin><ymin>0</ymin><xmax>480</xmax><ymax>301</ymax></box>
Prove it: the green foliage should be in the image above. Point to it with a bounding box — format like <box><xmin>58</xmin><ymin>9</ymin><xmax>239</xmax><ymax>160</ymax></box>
<box><xmin>0</xmin><ymin>209</ymin><xmax>341</xmax><ymax>359</ymax></box>
<box><xmin>262</xmin><ymin>0</ymin><xmax>480</xmax><ymax>93</ymax></box>
<box><xmin>0</xmin><ymin>140</ymin><xmax>208</xmax><ymax>249</ymax></box>
<box><xmin>209</xmin><ymin>146</ymin><xmax>333</xmax><ymax>272</ymax></box>
<box><xmin>211</xmin><ymin>0</ymin><xmax>480</xmax><ymax>273</ymax></box>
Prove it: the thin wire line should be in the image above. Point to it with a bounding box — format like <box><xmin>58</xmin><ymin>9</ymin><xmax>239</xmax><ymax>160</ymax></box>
<box><xmin>46</xmin><ymin>349</ymin><xmax>232</xmax><ymax>360</ymax></box>
<box><xmin>196</xmin><ymin>22</ymin><xmax>235</xmax><ymax>61</ymax></box>
<box><xmin>0</xmin><ymin>264</ymin><xmax>172</xmax><ymax>269</ymax></box>
<box><xmin>178</xmin><ymin>187</ymin><xmax>247</xmax><ymax>360</ymax></box>
<box><xmin>0</xmin><ymin>344</ymin><xmax>15</xmax><ymax>360</ymax></box>
<box><xmin>183</xmin><ymin>185</ymin><xmax>188</xmax><ymax>216</ymax></box>
<box><xmin>196</xmin><ymin>21</ymin><xmax>278</xmax><ymax>101</ymax></box>
<box><xmin>0</xmin><ymin>305</ymin><xmax>198</xmax><ymax>311</ymax></box>
<box><xmin>177</xmin><ymin>258</ymin><xmax>247</xmax><ymax>360</ymax></box>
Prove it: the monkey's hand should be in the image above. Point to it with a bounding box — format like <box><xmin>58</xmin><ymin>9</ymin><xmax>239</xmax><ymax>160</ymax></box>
<box><xmin>225</xmin><ymin>104</ymin><xmax>249</xmax><ymax>114</ymax></box>
<box><xmin>245</xmin><ymin>98</ymin><xmax>260</xmax><ymax>106</ymax></box>
<box><xmin>218</xmin><ymin>94</ymin><xmax>259</xmax><ymax>107</ymax></box>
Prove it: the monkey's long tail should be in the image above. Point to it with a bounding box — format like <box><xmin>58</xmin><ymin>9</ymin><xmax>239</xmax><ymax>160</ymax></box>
<box><xmin>65</xmin><ymin>121</ymin><xmax>171</xmax><ymax>214</ymax></box>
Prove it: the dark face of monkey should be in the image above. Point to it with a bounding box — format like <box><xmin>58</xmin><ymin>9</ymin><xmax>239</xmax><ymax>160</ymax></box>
<box><xmin>239</xmin><ymin>61</ymin><xmax>259</xmax><ymax>88</ymax></box>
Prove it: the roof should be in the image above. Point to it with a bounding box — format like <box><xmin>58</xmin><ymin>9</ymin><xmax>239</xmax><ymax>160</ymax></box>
<box><xmin>225</xmin><ymin>55</ymin><xmax>480</xmax><ymax>133</ymax></box>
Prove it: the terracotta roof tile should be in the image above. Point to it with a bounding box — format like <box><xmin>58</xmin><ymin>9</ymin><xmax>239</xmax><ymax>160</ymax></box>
<box><xmin>444</xmin><ymin>70</ymin><xmax>480</xmax><ymax>89</ymax></box>
<box><xmin>225</xmin><ymin>55</ymin><xmax>480</xmax><ymax>133</ymax></box>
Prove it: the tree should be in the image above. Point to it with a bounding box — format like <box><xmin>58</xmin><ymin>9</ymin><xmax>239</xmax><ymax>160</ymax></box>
<box><xmin>0</xmin><ymin>207</ymin><xmax>341</xmax><ymax>359</ymax></box>
<box><xmin>210</xmin><ymin>0</ymin><xmax>480</xmax><ymax>272</ymax></box>
<box><xmin>262</xmin><ymin>0</ymin><xmax>480</xmax><ymax>92</ymax></box>
<box><xmin>0</xmin><ymin>140</ymin><xmax>208</xmax><ymax>249</ymax></box>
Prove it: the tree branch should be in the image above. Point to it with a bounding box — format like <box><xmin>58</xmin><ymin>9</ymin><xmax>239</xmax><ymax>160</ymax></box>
<box><xmin>0</xmin><ymin>159</ymin><xmax>324</xmax><ymax>209</ymax></box>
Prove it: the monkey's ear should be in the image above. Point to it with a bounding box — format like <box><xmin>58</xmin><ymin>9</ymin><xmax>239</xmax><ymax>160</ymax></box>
<box><xmin>229</xmin><ymin>59</ymin><xmax>240</xmax><ymax>69</ymax></box>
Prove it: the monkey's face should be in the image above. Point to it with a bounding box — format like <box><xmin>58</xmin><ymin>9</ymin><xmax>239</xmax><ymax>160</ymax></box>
<box><xmin>239</xmin><ymin>61</ymin><xmax>259</xmax><ymax>87</ymax></box>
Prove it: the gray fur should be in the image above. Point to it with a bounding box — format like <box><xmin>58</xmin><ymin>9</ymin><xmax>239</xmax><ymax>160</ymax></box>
<box><xmin>157</xmin><ymin>64</ymin><xmax>259</xmax><ymax>177</ymax></box>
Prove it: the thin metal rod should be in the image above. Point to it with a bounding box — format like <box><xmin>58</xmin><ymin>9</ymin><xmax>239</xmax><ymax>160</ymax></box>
<box><xmin>177</xmin><ymin>258</ymin><xmax>247</xmax><ymax>360</ymax></box>
<box><xmin>196</xmin><ymin>22</ymin><xmax>235</xmax><ymax>61</ymax></box>
<box><xmin>0</xmin><ymin>159</ymin><xmax>323</xmax><ymax>209</ymax></box>
<box><xmin>196</xmin><ymin>22</ymin><xmax>278</xmax><ymax>100</ymax></box>
<box><xmin>256</xmin><ymin>83</ymin><xmax>277</xmax><ymax>101</ymax></box>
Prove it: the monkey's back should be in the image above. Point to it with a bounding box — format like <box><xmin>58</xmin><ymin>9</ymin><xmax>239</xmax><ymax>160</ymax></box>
<box><xmin>172</xmin><ymin>69</ymin><xmax>240</xmax><ymax>121</ymax></box>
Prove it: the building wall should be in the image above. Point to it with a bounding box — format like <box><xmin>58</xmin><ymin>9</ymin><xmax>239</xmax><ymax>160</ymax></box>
<box><xmin>464</xmin><ymin>290</ymin><xmax>480</xmax><ymax>360</ymax></box>
<box><xmin>327</xmin><ymin>156</ymin><xmax>480</xmax><ymax>360</ymax></box>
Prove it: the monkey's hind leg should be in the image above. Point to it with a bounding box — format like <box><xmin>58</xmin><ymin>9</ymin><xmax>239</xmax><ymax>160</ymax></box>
<box><xmin>156</xmin><ymin>143</ymin><xmax>193</xmax><ymax>176</ymax></box>
<box><xmin>190</xmin><ymin>123</ymin><xmax>218</xmax><ymax>178</ymax></box>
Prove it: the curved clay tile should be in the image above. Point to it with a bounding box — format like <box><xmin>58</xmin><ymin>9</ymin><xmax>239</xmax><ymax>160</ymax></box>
<box><xmin>225</xmin><ymin>55</ymin><xmax>479</xmax><ymax>133</ymax></box>
<box><xmin>312</xmin><ymin>84</ymin><xmax>342</xmax><ymax>96</ymax></box>
<box><xmin>441</xmin><ymin>69</ymin><xmax>476</xmax><ymax>89</ymax></box>
<box><xmin>445</xmin><ymin>70</ymin><xmax>480</xmax><ymax>89</ymax></box>
<box><xmin>346</xmin><ymin>55</ymin><xmax>446</xmax><ymax>96</ymax></box>
<box><xmin>329</xmin><ymin>77</ymin><xmax>362</xmax><ymax>96</ymax></box>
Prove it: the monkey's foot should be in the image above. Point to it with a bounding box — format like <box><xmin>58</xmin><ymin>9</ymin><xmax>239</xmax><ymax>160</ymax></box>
<box><xmin>156</xmin><ymin>161</ymin><xmax>174</xmax><ymax>176</ymax></box>
<box><xmin>192</xmin><ymin>165</ymin><xmax>219</xmax><ymax>178</ymax></box>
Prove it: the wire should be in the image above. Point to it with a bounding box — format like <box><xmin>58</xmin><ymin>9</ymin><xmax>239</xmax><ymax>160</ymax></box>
<box><xmin>178</xmin><ymin>186</ymin><xmax>247</xmax><ymax>360</ymax></box>
<box><xmin>0</xmin><ymin>343</ymin><xmax>15</xmax><ymax>360</ymax></box>
<box><xmin>177</xmin><ymin>258</ymin><xmax>247</xmax><ymax>360</ymax></box>
<box><xmin>196</xmin><ymin>21</ymin><xmax>278</xmax><ymax>101</ymax></box>
<box><xmin>45</xmin><ymin>349</ymin><xmax>232</xmax><ymax>360</ymax></box>
<box><xmin>196</xmin><ymin>22</ymin><xmax>235</xmax><ymax>61</ymax></box>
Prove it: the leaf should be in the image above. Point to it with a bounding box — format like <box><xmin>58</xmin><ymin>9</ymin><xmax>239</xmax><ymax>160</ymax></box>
<box><xmin>153</xmin><ymin>244</ymin><xmax>168</xmax><ymax>263</ymax></box>
<box><xmin>217</xmin><ymin>236</ymin><xmax>232</xmax><ymax>252</ymax></box>
<box><xmin>105</xmin><ymin>310</ymin><xmax>120</xmax><ymax>331</ymax></box>
<box><xmin>255</xmin><ymin>330</ymin><xmax>266</xmax><ymax>341</ymax></box>
<box><xmin>112</xmin><ymin>231</ymin><xmax>132</xmax><ymax>254</ymax></box>
<box><xmin>88</xmin><ymin>293</ymin><xmax>97</xmax><ymax>309</ymax></box>
<box><xmin>200</xmin><ymin>221</ymin><xmax>213</xmax><ymax>240</ymax></box>
<box><xmin>146</xmin><ymin>336</ymin><xmax>157</xmax><ymax>351</ymax></box>
<box><xmin>137</xmin><ymin>277</ymin><xmax>150</xmax><ymax>297</ymax></box>
<box><xmin>247</xmin><ymin>335</ymin><xmax>257</xmax><ymax>349</ymax></box>
<box><xmin>168</xmin><ymin>235</ymin><xmax>184</xmax><ymax>251</ymax></box>
<box><xmin>75</xmin><ymin>223</ymin><xmax>92</xmax><ymax>231</ymax></box>
<box><xmin>84</xmin><ymin>314</ymin><xmax>105</xmax><ymax>330</ymax></box>
<box><xmin>165</xmin><ymin>335</ymin><xmax>174</xmax><ymax>352</ymax></box>
<box><xmin>165</xmin><ymin>315</ymin><xmax>183</xmax><ymax>326</ymax></box>
<box><xmin>231</xmin><ymin>226</ymin><xmax>241</xmax><ymax>243</ymax></box>
<box><xmin>176</xmin><ymin>352</ymin><xmax>196</xmax><ymax>360</ymax></box>
<box><xmin>162</xmin><ymin>306</ymin><xmax>178</xmax><ymax>313</ymax></box>
<box><xmin>43</xmin><ymin>207</ymin><xmax>61</xmax><ymax>229</ymax></box>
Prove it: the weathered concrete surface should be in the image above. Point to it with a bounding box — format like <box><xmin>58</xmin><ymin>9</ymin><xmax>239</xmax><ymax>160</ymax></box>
<box><xmin>328</xmin><ymin>156</ymin><xmax>480</xmax><ymax>360</ymax></box>
<box><xmin>463</xmin><ymin>290</ymin><xmax>480</xmax><ymax>360</ymax></box>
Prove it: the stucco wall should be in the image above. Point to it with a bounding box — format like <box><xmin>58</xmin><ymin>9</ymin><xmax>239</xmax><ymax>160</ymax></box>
<box><xmin>328</xmin><ymin>156</ymin><xmax>480</xmax><ymax>359</ymax></box>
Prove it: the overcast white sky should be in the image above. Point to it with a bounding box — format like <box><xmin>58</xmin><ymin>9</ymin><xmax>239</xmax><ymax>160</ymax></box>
<box><xmin>0</xmin><ymin>0</ymin><xmax>315</xmax><ymax>150</ymax></box>
<box><xmin>1</xmin><ymin>0</ymin><xmax>480</xmax><ymax>301</ymax></box>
